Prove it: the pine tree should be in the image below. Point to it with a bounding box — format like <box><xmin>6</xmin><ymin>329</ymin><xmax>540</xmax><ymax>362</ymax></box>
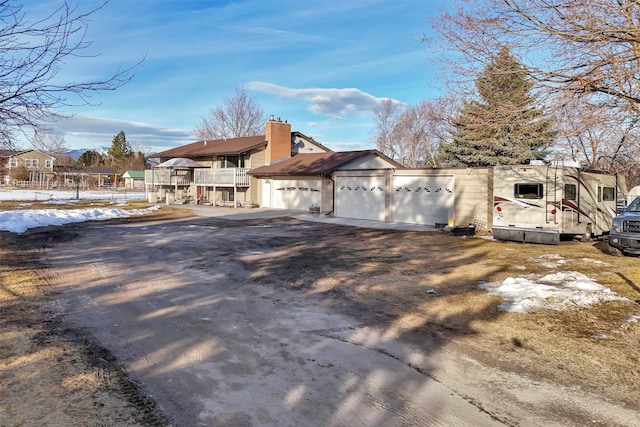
<box><xmin>441</xmin><ymin>46</ymin><xmax>555</xmax><ymax>166</ymax></box>
<box><xmin>107</xmin><ymin>131</ymin><xmax>133</xmax><ymax>161</ymax></box>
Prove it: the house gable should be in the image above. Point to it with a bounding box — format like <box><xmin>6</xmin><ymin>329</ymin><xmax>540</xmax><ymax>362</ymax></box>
<box><xmin>123</xmin><ymin>170</ymin><xmax>145</xmax><ymax>179</ymax></box>
<box><xmin>333</xmin><ymin>152</ymin><xmax>400</xmax><ymax>170</ymax></box>
<box><xmin>292</xmin><ymin>132</ymin><xmax>332</xmax><ymax>155</ymax></box>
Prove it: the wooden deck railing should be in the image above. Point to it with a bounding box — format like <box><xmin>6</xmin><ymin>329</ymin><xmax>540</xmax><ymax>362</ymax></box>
<box><xmin>145</xmin><ymin>168</ymin><xmax>250</xmax><ymax>187</ymax></box>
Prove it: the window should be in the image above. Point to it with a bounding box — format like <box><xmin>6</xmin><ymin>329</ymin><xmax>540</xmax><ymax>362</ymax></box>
<box><xmin>9</xmin><ymin>158</ymin><xmax>17</xmax><ymax>167</ymax></box>
<box><xmin>514</xmin><ymin>183</ymin><xmax>543</xmax><ymax>199</ymax></box>
<box><xmin>222</xmin><ymin>189</ymin><xmax>235</xmax><ymax>202</ymax></box>
<box><xmin>45</xmin><ymin>159</ymin><xmax>53</xmax><ymax>168</ymax></box>
<box><xmin>24</xmin><ymin>159</ymin><xmax>38</xmax><ymax>168</ymax></box>
<box><xmin>220</xmin><ymin>155</ymin><xmax>245</xmax><ymax>168</ymax></box>
<box><xmin>602</xmin><ymin>187</ymin><xmax>615</xmax><ymax>201</ymax></box>
<box><xmin>564</xmin><ymin>184</ymin><xmax>577</xmax><ymax>201</ymax></box>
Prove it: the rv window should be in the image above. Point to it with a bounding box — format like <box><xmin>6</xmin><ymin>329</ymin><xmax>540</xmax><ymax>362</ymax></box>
<box><xmin>603</xmin><ymin>187</ymin><xmax>615</xmax><ymax>201</ymax></box>
<box><xmin>564</xmin><ymin>184</ymin><xmax>577</xmax><ymax>201</ymax></box>
<box><xmin>514</xmin><ymin>183</ymin><xmax>543</xmax><ymax>199</ymax></box>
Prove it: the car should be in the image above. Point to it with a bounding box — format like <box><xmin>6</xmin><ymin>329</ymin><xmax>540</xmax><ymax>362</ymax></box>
<box><xmin>608</xmin><ymin>196</ymin><xmax>640</xmax><ymax>256</ymax></box>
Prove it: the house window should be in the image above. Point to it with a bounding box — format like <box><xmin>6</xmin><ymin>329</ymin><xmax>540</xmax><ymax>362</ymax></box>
<box><xmin>24</xmin><ymin>159</ymin><xmax>39</xmax><ymax>168</ymax></box>
<box><xmin>45</xmin><ymin>159</ymin><xmax>53</xmax><ymax>168</ymax></box>
<box><xmin>602</xmin><ymin>187</ymin><xmax>615</xmax><ymax>201</ymax></box>
<box><xmin>222</xmin><ymin>189</ymin><xmax>235</xmax><ymax>202</ymax></box>
<box><xmin>220</xmin><ymin>155</ymin><xmax>245</xmax><ymax>168</ymax></box>
<box><xmin>564</xmin><ymin>184</ymin><xmax>577</xmax><ymax>201</ymax></box>
<box><xmin>514</xmin><ymin>183</ymin><xmax>543</xmax><ymax>199</ymax></box>
<box><xmin>9</xmin><ymin>158</ymin><xmax>17</xmax><ymax>167</ymax></box>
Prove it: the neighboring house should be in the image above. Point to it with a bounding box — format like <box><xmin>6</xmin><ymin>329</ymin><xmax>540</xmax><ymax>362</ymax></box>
<box><xmin>146</xmin><ymin>118</ymin><xmax>330</xmax><ymax>206</ymax></box>
<box><xmin>5</xmin><ymin>149</ymin><xmax>55</xmax><ymax>175</ymax></box>
<box><xmin>6</xmin><ymin>149</ymin><xmax>56</xmax><ymax>171</ymax></box>
<box><xmin>122</xmin><ymin>170</ymin><xmax>145</xmax><ymax>189</ymax></box>
<box><xmin>3</xmin><ymin>149</ymin><xmax>56</xmax><ymax>185</ymax></box>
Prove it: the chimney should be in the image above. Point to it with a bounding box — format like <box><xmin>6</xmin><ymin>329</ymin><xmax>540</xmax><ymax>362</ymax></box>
<box><xmin>265</xmin><ymin>116</ymin><xmax>291</xmax><ymax>164</ymax></box>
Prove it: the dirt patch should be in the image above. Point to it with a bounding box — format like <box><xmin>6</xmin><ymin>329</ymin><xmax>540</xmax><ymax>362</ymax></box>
<box><xmin>1</xmin><ymin>208</ymin><xmax>640</xmax><ymax>425</ymax></box>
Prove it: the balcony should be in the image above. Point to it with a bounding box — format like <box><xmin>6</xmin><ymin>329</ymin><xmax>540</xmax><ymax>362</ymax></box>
<box><xmin>194</xmin><ymin>167</ymin><xmax>250</xmax><ymax>186</ymax></box>
<box><xmin>145</xmin><ymin>168</ymin><xmax>250</xmax><ymax>187</ymax></box>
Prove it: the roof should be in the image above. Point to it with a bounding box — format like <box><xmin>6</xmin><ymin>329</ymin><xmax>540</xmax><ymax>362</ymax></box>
<box><xmin>150</xmin><ymin>135</ymin><xmax>267</xmax><ymax>158</ymax></box>
<box><xmin>54</xmin><ymin>165</ymin><xmax>120</xmax><ymax>175</ymax></box>
<box><xmin>123</xmin><ymin>170</ymin><xmax>145</xmax><ymax>179</ymax></box>
<box><xmin>9</xmin><ymin>149</ymin><xmax>55</xmax><ymax>159</ymax></box>
<box><xmin>248</xmin><ymin>150</ymin><xmax>403</xmax><ymax>176</ymax></box>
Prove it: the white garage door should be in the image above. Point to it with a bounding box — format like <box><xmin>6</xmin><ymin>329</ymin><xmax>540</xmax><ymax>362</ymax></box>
<box><xmin>271</xmin><ymin>179</ymin><xmax>322</xmax><ymax>210</ymax></box>
<box><xmin>391</xmin><ymin>175</ymin><xmax>454</xmax><ymax>225</ymax></box>
<box><xmin>335</xmin><ymin>176</ymin><xmax>386</xmax><ymax>221</ymax></box>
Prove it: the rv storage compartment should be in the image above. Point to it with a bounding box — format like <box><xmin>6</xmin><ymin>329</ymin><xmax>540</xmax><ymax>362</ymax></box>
<box><xmin>492</xmin><ymin>226</ymin><xmax>560</xmax><ymax>245</ymax></box>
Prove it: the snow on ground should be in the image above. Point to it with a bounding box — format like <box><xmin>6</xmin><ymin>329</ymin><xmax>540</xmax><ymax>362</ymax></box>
<box><xmin>479</xmin><ymin>271</ymin><xmax>629</xmax><ymax>313</ymax></box>
<box><xmin>0</xmin><ymin>188</ymin><xmax>146</xmax><ymax>201</ymax></box>
<box><xmin>0</xmin><ymin>189</ymin><xmax>636</xmax><ymax>316</ymax></box>
<box><xmin>0</xmin><ymin>189</ymin><xmax>154</xmax><ymax>233</ymax></box>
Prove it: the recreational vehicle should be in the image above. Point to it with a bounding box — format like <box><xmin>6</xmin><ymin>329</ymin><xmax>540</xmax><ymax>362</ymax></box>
<box><xmin>491</xmin><ymin>163</ymin><xmax>625</xmax><ymax>244</ymax></box>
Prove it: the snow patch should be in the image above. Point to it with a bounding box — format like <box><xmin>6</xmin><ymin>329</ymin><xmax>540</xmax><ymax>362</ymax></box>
<box><xmin>478</xmin><ymin>271</ymin><xmax>629</xmax><ymax>313</ymax></box>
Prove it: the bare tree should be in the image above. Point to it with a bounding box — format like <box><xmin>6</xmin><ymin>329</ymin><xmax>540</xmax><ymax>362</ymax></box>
<box><xmin>549</xmin><ymin>95</ymin><xmax>640</xmax><ymax>186</ymax></box>
<box><xmin>430</xmin><ymin>1</ymin><xmax>640</xmax><ymax>110</ymax></box>
<box><xmin>371</xmin><ymin>97</ymin><xmax>455</xmax><ymax>167</ymax></box>
<box><xmin>0</xmin><ymin>1</ymin><xmax>138</xmax><ymax>150</ymax></box>
<box><xmin>195</xmin><ymin>87</ymin><xmax>265</xmax><ymax>140</ymax></box>
<box><xmin>31</xmin><ymin>128</ymin><xmax>68</xmax><ymax>157</ymax></box>
<box><xmin>371</xmin><ymin>98</ymin><xmax>404</xmax><ymax>160</ymax></box>
<box><xmin>429</xmin><ymin>0</ymin><xmax>640</xmax><ymax>175</ymax></box>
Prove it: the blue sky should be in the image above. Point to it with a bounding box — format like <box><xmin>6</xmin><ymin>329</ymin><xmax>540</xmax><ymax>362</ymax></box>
<box><xmin>30</xmin><ymin>0</ymin><xmax>448</xmax><ymax>154</ymax></box>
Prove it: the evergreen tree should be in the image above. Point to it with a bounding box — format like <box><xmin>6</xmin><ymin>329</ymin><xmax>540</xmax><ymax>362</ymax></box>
<box><xmin>77</xmin><ymin>150</ymin><xmax>106</xmax><ymax>167</ymax></box>
<box><xmin>108</xmin><ymin>131</ymin><xmax>133</xmax><ymax>161</ymax></box>
<box><xmin>441</xmin><ymin>46</ymin><xmax>555</xmax><ymax>166</ymax></box>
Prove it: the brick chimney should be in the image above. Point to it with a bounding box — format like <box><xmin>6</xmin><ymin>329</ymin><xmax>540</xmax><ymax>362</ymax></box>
<box><xmin>265</xmin><ymin>116</ymin><xmax>291</xmax><ymax>164</ymax></box>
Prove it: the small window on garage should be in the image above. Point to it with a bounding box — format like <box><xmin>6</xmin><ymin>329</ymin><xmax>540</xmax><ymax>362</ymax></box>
<box><xmin>602</xmin><ymin>187</ymin><xmax>615</xmax><ymax>201</ymax></box>
<box><xmin>564</xmin><ymin>183</ymin><xmax>577</xmax><ymax>201</ymax></box>
<box><xmin>514</xmin><ymin>183</ymin><xmax>543</xmax><ymax>199</ymax></box>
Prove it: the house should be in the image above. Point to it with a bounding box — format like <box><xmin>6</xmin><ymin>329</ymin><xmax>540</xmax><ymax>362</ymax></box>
<box><xmin>145</xmin><ymin>118</ymin><xmax>331</xmax><ymax>206</ymax></box>
<box><xmin>5</xmin><ymin>149</ymin><xmax>56</xmax><ymax>172</ymax></box>
<box><xmin>3</xmin><ymin>149</ymin><xmax>56</xmax><ymax>186</ymax></box>
<box><xmin>122</xmin><ymin>170</ymin><xmax>145</xmax><ymax>189</ymax></box>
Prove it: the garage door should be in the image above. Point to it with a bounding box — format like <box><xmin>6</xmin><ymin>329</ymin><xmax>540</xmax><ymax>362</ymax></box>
<box><xmin>391</xmin><ymin>175</ymin><xmax>454</xmax><ymax>225</ymax></box>
<box><xmin>335</xmin><ymin>176</ymin><xmax>386</xmax><ymax>221</ymax></box>
<box><xmin>271</xmin><ymin>179</ymin><xmax>322</xmax><ymax>210</ymax></box>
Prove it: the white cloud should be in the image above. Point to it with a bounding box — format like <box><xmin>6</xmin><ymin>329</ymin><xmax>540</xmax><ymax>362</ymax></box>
<box><xmin>44</xmin><ymin>115</ymin><xmax>194</xmax><ymax>151</ymax></box>
<box><xmin>246</xmin><ymin>82</ymin><xmax>403</xmax><ymax>118</ymax></box>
